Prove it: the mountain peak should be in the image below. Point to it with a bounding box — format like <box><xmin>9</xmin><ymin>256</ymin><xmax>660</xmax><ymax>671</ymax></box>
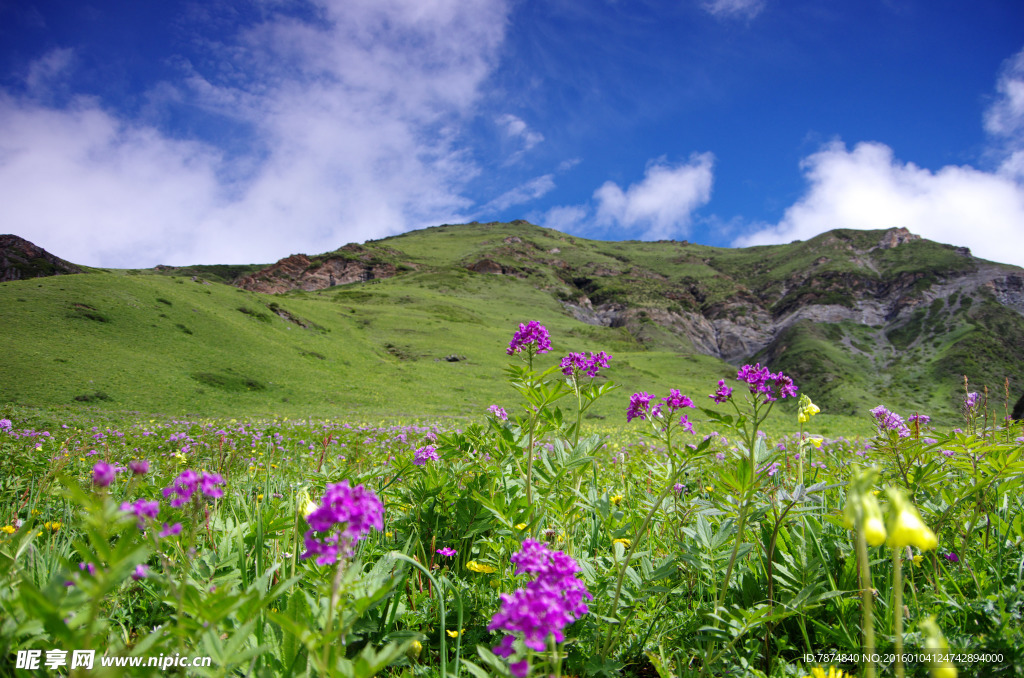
<box><xmin>0</xmin><ymin>234</ymin><xmax>83</xmax><ymax>282</ymax></box>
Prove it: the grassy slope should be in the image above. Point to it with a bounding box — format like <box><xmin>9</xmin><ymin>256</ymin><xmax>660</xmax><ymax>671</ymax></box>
<box><xmin>7</xmin><ymin>219</ymin><xmax>1020</xmax><ymax>432</ymax></box>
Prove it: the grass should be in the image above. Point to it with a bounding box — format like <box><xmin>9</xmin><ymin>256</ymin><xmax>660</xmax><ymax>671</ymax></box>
<box><xmin>3</xmin><ymin>221</ymin><xmax>1021</xmax><ymax>431</ymax></box>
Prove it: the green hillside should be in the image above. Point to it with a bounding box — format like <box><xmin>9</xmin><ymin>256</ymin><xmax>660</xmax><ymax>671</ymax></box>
<box><xmin>3</xmin><ymin>220</ymin><xmax>1022</xmax><ymax>431</ymax></box>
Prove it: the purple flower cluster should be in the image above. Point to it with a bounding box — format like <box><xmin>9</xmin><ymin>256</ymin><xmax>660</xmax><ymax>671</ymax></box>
<box><xmin>506</xmin><ymin>321</ymin><xmax>552</xmax><ymax>357</ymax></box>
<box><xmin>907</xmin><ymin>414</ymin><xmax>930</xmax><ymax>426</ymax></box>
<box><xmin>559</xmin><ymin>351</ymin><xmax>611</xmax><ymax>378</ymax></box>
<box><xmin>708</xmin><ymin>379</ymin><xmax>733</xmax><ymax>404</ymax></box>
<box><xmin>301</xmin><ymin>481</ymin><xmax>384</xmax><ymax>566</ymax></box>
<box><xmin>128</xmin><ymin>460</ymin><xmax>150</xmax><ymax>475</ymax></box>
<box><xmin>120</xmin><ymin>499</ymin><xmax>160</xmax><ymax>529</ymax></box>
<box><xmin>626</xmin><ymin>392</ymin><xmax>656</xmax><ymax>422</ymax></box>
<box><xmin>870</xmin><ymin>405</ymin><xmax>910</xmax><ymax>438</ymax></box>
<box><xmin>162</xmin><ymin>469</ymin><xmax>225</xmax><ymax>507</ymax></box>
<box><xmin>736</xmin><ymin>363</ymin><xmax>798</xmax><ymax>401</ymax></box>
<box><xmin>488</xmin><ymin>405</ymin><xmax>509</xmax><ymax>421</ymax></box>
<box><xmin>413</xmin><ymin>445</ymin><xmax>439</xmax><ymax>466</ymax></box>
<box><xmin>627</xmin><ymin>390</ymin><xmax>697</xmax><ymax>432</ymax></box>
<box><xmin>489</xmin><ymin>539</ymin><xmax>592</xmax><ymax>663</ymax></box>
<box><xmin>437</xmin><ymin>547</ymin><xmax>457</xmax><ymax>557</ymax></box>
<box><xmin>0</xmin><ymin>418</ymin><xmax>11</xmax><ymax>432</ymax></box>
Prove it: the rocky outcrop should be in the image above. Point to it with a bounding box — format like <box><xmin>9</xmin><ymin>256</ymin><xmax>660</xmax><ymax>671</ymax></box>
<box><xmin>0</xmin><ymin>234</ymin><xmax>82</xmax><ymax>282</ymax></box>
<box><xmin>235</xmin><ymin>250</ymin><xmax>402</xmax><ymax>293</ymax></box>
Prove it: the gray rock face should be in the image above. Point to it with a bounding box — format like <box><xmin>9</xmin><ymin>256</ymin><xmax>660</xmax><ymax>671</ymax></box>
<box><xmin>0</xmin><ymin>234</ymin><xmax>82</xmax><ymax>282</ymax></box>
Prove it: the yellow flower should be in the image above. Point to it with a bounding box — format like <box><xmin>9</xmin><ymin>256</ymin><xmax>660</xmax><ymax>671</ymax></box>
<box><xmin>887</xmin><ymin>488</ymin><xmax>937</xmax><ymax>551</ymax></box>
<box><xmin>612</xmin><ymin>538</ymin><xmax>632</xmax><ymax>548</ymax></box>
<box><xmin>446</xmin><ymin>629</ymin><xmax>463</xmax><ymax>638</ymax></box>
<box><xmin>385</xmin><ymin>531</ymin><xmax>394</xmax><ymax>538</ymax></box>
<box><xmin>798</xmin><ymin>394</ymin><xmax>821</xmax><ymax>424</ymax></box>
<box><xmin>44</xmin><ymin>521</ymin><xmax>61</xmax><ymax>532</ymax></box>
<box><xmin>0</xmin><ymin>525</ymin><xmax>15</xmax><ymax>535</ymax></box>
<box><xmin>406</xmin><ymin>639</ymin><xmax>423</xmax><ymax>661</ymax></box>
<box><xmin>466</xmin><ymin>560</ymin><xmax>497</xmax><ymax>574</ymax></box>
<box><xmin>299</xmin><ymin>491</ymin><xmax>317</xmax><ymax>518</ymax></box>
<box><xmin>912</xmin><ymin>554</ymin><xmax>924</xmax><ymax>566</ymax></box>
<box><xmin>864</xmin><ymin>516</ymin><xmax>887</xmax><ymax>547</ymax></box>
<box><xmin>610</xmin><ymin>495</ymin><xmax>624</xmax><ymax>506</ymax></box>
<box><xmin>808</xmin><ymin>437</ymin><xmax>824</xmax><ymax>448</ymax></box>
<box><xmin>705</xmin><ymin>485</ymin><xmax>714</xmax><ymax>492</ymax></box>
<box><xmin>920</xmin><ymin>616</ymin><xmax>957</xmax><ymax>678</ymax></box>
<box><xmin>256</xmin><ymin>494</ymin><xmax>264</xmax><ymax>501</ymax></box>
<box><xmin>515</xmin><ymin>523</ymin><xmax>527</xmax><ymax>530</ymax></box>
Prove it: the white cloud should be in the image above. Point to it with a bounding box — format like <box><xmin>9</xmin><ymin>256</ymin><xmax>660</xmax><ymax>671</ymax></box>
<box><xmin>985</xmin><ymin>46</ymin><xmax>1024</xmax><ymax>180</ymax></box>
<box><xmin>497</xmin><ymin>113</ymin><xmax>544</xmax><ymax>151</ymax></box>
<box><xmin>593</xmin><ymin>154</ymin><xmax>715</xmax><ymax>240</ymax></box>
<box><xmin>0</xmin><ymin>0</ymin><xmax>511</xmax><ymax>267</ymax></box>
<box><xmin>701</xmin><ymin>0</ymin><xmax>765</xmax><ymax>20</ymax></box>
<box><xmin>537</xmin><ymin>204</ymin><xmax>588</xmax><ymax>234</ymax></box>
<box><xmin>733</xmin><ymin>140</ymin><xmax>1024</xmax><ymax>268</ymax></box>
<box><xmin>481</xmin><ymin>174</ymin><xmax>555</xmax><ymax>212</ymax></box>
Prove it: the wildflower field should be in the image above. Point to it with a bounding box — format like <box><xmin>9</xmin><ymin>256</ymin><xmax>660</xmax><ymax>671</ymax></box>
<box><xmin>2</xmin><ymin>323</ymin><xmax>1023</xmax><ymax>678</ymax></box>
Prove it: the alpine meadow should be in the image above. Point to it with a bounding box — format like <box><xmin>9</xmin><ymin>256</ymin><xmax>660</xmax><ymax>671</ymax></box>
<box><xmin>2</xmin><ymin>221</ymin><xmax>1024</xmax><ymax>678</ymax></box>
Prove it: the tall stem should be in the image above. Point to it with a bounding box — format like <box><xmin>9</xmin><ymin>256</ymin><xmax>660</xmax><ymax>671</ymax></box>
<box><xmin>856</xmin><ymin>529</ymin><xmax>876</xmax><ymax>678</ymax></box>
<box><xmin>893</xmin><ymin>547</ymin><xmax>905</xmax><ymax>678</ymax></box>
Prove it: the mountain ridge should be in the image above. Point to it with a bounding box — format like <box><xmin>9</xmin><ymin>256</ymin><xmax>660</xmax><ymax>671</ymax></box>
<box><xmin>2</xmin><ymin>221</ymin><xmax>1022</xmax><ymax>421</ymax></box>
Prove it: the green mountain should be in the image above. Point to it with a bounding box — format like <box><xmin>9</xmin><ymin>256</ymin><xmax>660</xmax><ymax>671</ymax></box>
<box><xmin>2</xmin><ymin>221</ymin><xmax>1022</xmax><ymax>428</ymax></box>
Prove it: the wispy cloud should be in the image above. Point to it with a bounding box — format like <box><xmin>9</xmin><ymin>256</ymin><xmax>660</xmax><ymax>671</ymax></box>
<box><xmin>701</xmin><ymin>0</ymin><xmax>766</xmax><ymax>21</ymax></box>
<box><xmin>0</xmin><ymin>0</ymin><xmax>511</xmax><ymax>267</ymax></box>
<box><xmin>481</xmin><ymin>174</ymin><xmax>555</xmax><ymax>212</ymax></box>
<box><xmin>985</xmin><ymin>46</ymin><xmax>1024</xmax><ymax>180</ymax></box>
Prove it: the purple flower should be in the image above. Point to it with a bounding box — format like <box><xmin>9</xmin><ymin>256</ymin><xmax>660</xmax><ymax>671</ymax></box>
<box><xmin>437</xmin><ymin>547</ymin><xmax>457</xmax><ymax>557</ymax></box>
<box><xmin>560</xmin><ymin>351</ymin><xmax>611</xmax><ymax>378</ymax></box>
<box><xmin>944</xmin><ymin>552</ymin><xmax>960</xmax><ymax>563</ymax></box>
<box><xmin>413</xmin><ymin>445</ymin><xmax>439</xmax><ymax>466</ymax></box>
<box><xmin>708</xmin><ymin>379</ymin><xmax>733</xmax><ymax>402</ymax></box>
<box><xmin>509</xmin><ymin>661</ymin><xmax>529</xmax><ymax>678</ymax></box>
<box><xmin>488</xmin><ymin>405</ymin><xmax>509</xmax><ymax>421</ymax></box>
<box><xmin>78</xmin><ymin>562</ymin><xmax>96</xmax><ymax>576</ymax></box>
<box><xmin>870</xmin><ymin>405</ymin><xmax>910</xmax><ymax>438</ymax></box>
<box><xmin>507</xmin><ymin>321</ymin><xmax>552</xmax><ymax>357</ymax></box>
<box><xmin>199</xmin><ymin>471</ymin><xmax>225</xmax><ymax>499</ymax></box>
<box><xmin>626</xmin><ymin>392</ymin><xmax>655</xmax><ymax>422</ymax></box>
<box><xmin>131</xmin><ymin>564</ymin><xmax>149</xmax><ymax>580</ymax></box>
<box><xmin>964</xmin><ymin>392</ymin><xmax>980</xmax><ymax>410</ymax></box>
<box><xmin>301</xmin><ymin>481</ymin><xmax>384</xmax><ymax>565</ymax></box>
<box><xmin>128</xmin><ymin>459</ymin><xmax>150</xmax><ymax>475</ymax></box>
<box><xmin>92</xmin><ymin>460</ymin><xmax>118</xmax><ymax>487</ymax></box>
<box><xmin>662</xmin><ymin>389</ymin><xmax>695</xmax><ymax>412</ymax></box>
<box><xmin>162</xmin><ymin>469</ymin><xmax>199</xmax><ymax>507</ymax></box>
<box><xmin>941</xmin><ymin>449</ymin><xmax>955</xmax><ymax>458</ymax></box>
<box><xmin>159</xmin><ymin>522</ymin><xmax>182</xmax><ymax>538</ymax></box>
<box><xmin>907</xmin><ymin>414</ymin><xmax>931</xmax><ymax>426</ymax></box>
<box><xmin>121</xmin><ymin>499</ymin><xmax>160</xmax><ymax>528</ymax></box>
<box><xmin>679</xmin><ymin>414</ymin><xmax>695</xmax><ymax>435</ymax></box>
<box><xmin>673</xmin><ymin>483</ymin><xmax>684</xmax><ymax>494</ymax></box>
<box><xmin>489</xmin><ymin>540</ymin><xmax>592</xmax><ymax>656</ymax></box>
<box><xmin>0</xmin><ymin>418</ymin><xmax>11</xmax><ymax>431</ymax></box>
<box><xmin>735</xmin><ymin>364</ymin><xmax>798</xmax><ymax>401</ymax></box>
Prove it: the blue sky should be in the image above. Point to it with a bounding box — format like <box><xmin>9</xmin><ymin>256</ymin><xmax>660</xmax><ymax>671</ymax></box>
<box><xmin>1</xmin><ymin>0</ymin><xmax>1023</xmax><ymax>268</ymax></box>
